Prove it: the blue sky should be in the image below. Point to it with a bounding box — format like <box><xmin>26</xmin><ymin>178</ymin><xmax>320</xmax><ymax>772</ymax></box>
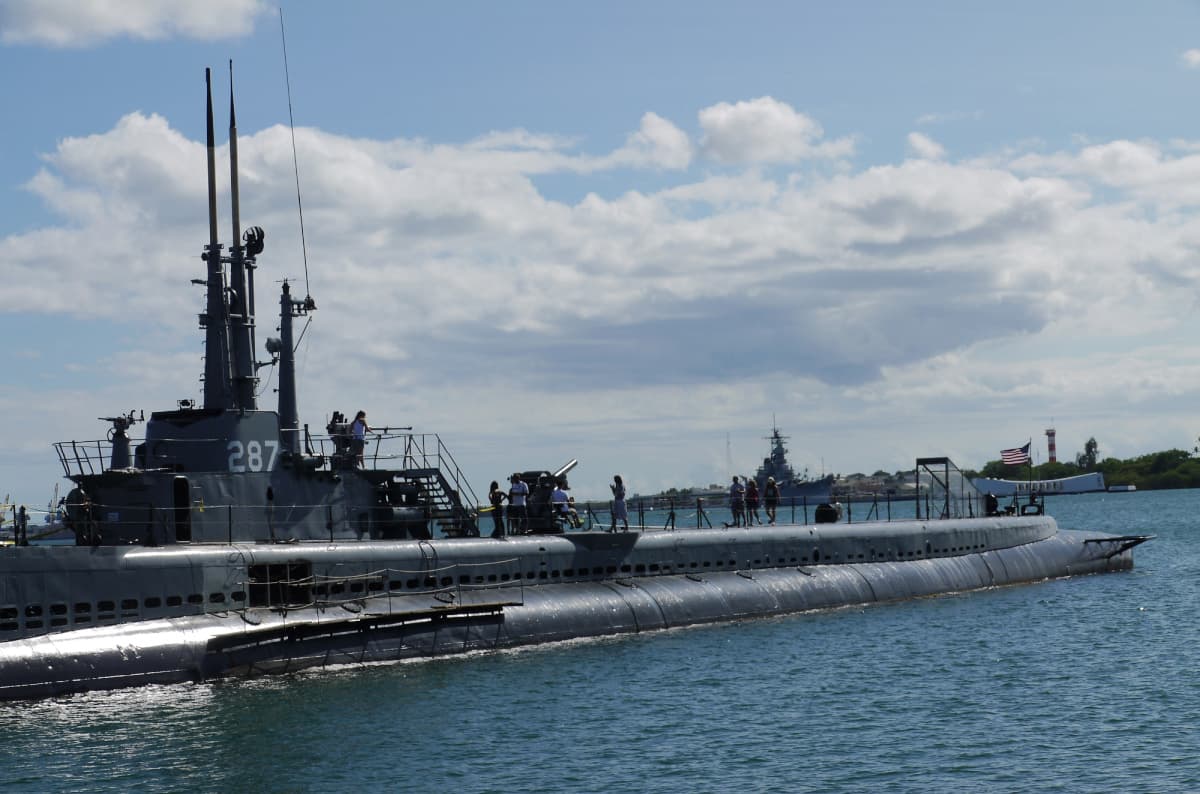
<box><xmin>3</xmin><ymin>0</ymin><xmax>1200</xmax><ymax>510</ymax></box>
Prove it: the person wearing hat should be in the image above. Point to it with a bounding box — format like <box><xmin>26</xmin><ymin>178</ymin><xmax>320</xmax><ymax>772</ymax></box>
<box><xmin>508</xmin><ymin>473</ymin><xmax>530</xmax><ymax>534</ymax></box>
<box><xmin>763</xmin><ymin>476</ymin><xmax>780</xmax><ymax>525</ymax></box>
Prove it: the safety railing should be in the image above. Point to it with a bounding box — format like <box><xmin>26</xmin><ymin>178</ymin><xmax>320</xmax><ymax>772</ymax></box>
<box><xmin>498</xmin><ymin>486</ymin><xmax>1021</xmax><ymax>534</ymax></box>
<box><xmin>53</xmin><ymin>430</ymin><xmax>479</xmax><ymax>517</ymax></box>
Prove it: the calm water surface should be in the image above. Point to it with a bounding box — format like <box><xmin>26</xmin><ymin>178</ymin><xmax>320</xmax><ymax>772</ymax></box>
<box><xmin>0</xmin><ymin>489</ymin><xmax>1194</xmax><ymax>792</ymax></box>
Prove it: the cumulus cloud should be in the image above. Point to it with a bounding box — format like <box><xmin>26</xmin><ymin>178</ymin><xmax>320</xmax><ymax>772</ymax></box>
<box><xmin>1182</xmin><ymin>48</ymin><xmax>1200</xmax><ymax>68</ymax></box>
<box><xmin>11</xmin><ymin>102</ymin><xmax>1196</xmax><ymax>394</ymax></box>
<box><xmin>610</xmin><ymin>112</ymin><xmax>693</xmax><ymax>170</ymax></box>
<box><xmin>0</xmin><ymin>0</ymin><xmax>269</xmax><ymax>47</ymax></box>
<box><xmin>6</xmin><ymin>96</ymin><xmax>1200</xmax><ymax>498</ymax></box>
<box><xmin>1010</xmin><ymin>139</ymin><xmax>1200</xmax><ymax>207</ymax></box>
<box><xmin>907</xmin><ymin>132</ymin><xmax>946</xmax><ymax>160</ymax></box>
<box><xmin>698</xmin><ymin>96</ymin><xmax>855</xmax><ymax>164</ymax></box>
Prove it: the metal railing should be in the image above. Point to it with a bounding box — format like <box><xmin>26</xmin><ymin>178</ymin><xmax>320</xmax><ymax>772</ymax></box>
<box><xmin>499</xmin><ymin>487</ymin><xmax>1020</xmax><ymax>534</ymax></box>
<box><xmin>54</xmin><ymin>430</ymin><xmax>478</xmax><ymax>511</ymax></box>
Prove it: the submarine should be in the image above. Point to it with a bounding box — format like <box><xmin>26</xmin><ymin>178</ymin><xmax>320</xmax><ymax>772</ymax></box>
<box><xmin>0</xmin><ymin>69</ymin><xmax>1150</xmax><ymax>701</ymax></box>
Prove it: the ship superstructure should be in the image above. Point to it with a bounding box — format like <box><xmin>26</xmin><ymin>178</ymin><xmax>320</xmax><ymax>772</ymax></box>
<box><xmin>753</xmin><ymin>424</ymin><xmax>834</xmax><ymax>502</ymax></box>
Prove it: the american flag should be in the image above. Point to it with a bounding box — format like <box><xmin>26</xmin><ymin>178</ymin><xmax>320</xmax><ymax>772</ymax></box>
<box><xmin>1001</xmin><ymin>442</ymin><xmax>1031</xmax><ymax>466</ymax></box>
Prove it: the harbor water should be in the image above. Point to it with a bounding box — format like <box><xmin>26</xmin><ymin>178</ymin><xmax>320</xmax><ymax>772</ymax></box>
<box><xmin>0</xmin><ymin>488</ymin><xmax>1194</xmax><ymax>792</ymax></box>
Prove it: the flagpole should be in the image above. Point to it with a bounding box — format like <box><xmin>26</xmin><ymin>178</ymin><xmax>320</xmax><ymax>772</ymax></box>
<box><xmin>1027</xmin><ymin>436</ymin><xmax>1033</xmax><ymax>505</ymax></box>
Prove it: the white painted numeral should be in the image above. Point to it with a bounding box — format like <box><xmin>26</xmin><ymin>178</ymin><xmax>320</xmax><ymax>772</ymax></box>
<box><xmin>227</xmin><ymin>441</ymin><xmax>246</xmax><ymax>473</ymax></box>
<box><xmin>227</xmin><ymin>440</ymin><xmax>280</xmax><ymax>473</ymax></box>
<box><xmin>264</xmin><ymin>440</ymin><xmax>279</xmax><ymax>471</ymax></box>
<box><xmin>246</xmin><ymin>441</ymin><xmax>263</xmax><ymax>471</ymax></box>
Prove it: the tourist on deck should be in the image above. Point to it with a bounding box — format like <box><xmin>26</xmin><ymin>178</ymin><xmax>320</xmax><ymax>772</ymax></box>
<box><xmin>488</xmin><ymin>481</ymin><xmax>508</xmax><ymax>538</ymax></box>
<box><xmin>508</xmin><ymin>474</ymin><xmax>529</xmax><ymax>534</ymax></box>
<box><xmin>745</xmin><ymin>478</ymin><xmax>761</xmax><ymax>526</ymax></box>
<box><xmin>350</xmin><ymin>410</ymin><xmax>370</xmax><ymax>467</ymax></box>
<box><xmin>985</xmin><ymin>492</ymin><xmax>1000</xmax><ymax>517</ymax></box>
<box><xmin>764</xmin><ymin>476</ymin><xmax>780</xmax><ymax>525</ymax></box>
<box><xmin>551</xmin><ymin>482</ymin><xmax>570</xmax><ymax>528</ymax></box>
<box><xmin>730</xmin><ymin>475</ymin><xmax>746</xmax><ymax>527</ymax></box>
<box><xmin>566</xmin><ymin>496</ymin><xmax>582</xmax><ymax>528</ymax></box>
<box><xmin>610</xmin><ymin>474</ymin><xmax>629</xmax><ymax>532</ymax></box>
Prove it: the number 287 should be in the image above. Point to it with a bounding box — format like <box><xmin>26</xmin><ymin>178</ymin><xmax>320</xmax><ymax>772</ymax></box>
<box><xmin>227</xmin><ymin>440</ymin><xmax>279</xmax><ymax>472</ymax></box>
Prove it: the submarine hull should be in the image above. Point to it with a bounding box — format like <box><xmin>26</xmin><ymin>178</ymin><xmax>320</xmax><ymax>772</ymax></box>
<box><xmin>0</xmin><ymin>523</ymin><xmax>1140</xmax><ymax>700</ymax></box>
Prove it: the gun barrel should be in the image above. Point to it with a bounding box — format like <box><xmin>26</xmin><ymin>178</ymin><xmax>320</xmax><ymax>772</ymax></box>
<box><xmin>553</xmin><ymin>459</ymin><xmax>578</xmax><ymax>478</ymax></box>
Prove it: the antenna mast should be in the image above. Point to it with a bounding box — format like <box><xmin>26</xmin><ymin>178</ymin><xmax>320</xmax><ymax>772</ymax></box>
<box><xmin>202</xmin><ymin>68</ymin><xmax>233</xmax><ymax>410</ymax></box>
<box><xmin>279</xmin><ymin>9</ymin><xmax>313</xmax><ymax>303</ymax></box>
<box><xmin>227</xmin><ymin>60</ymin><xmax>258</xmax><ymax>411</ymax></box>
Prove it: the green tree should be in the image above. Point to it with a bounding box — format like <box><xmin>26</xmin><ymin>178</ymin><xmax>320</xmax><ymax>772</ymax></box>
<box><xmin>1076</xmin><ymin>437</ymin><xmax>1099</xmax><ymax>470</ymax></box>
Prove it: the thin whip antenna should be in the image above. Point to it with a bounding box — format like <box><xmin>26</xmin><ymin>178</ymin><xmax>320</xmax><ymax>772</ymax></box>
<box><xmin>279</xmin><ymin>8</ymin><xmax>312</xmax><ymax>299</ymax></box>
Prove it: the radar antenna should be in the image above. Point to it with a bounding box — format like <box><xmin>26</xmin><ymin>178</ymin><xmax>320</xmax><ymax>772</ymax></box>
<box><xmin>279</xmin><ymin>8</ymin><xmax>313</xmax><ymax>304</ymax></box>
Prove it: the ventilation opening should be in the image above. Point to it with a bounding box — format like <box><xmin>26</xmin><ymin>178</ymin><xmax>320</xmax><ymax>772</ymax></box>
<box><xmin>247</xmin><ymin>561</ymin><xmax>314</xmax><ymax>608</ymax></box>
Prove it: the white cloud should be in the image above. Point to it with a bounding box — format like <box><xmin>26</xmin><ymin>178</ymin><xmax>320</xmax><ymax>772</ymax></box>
<box><xmin>1182</xmin><ymin>48</ymin><xmax>1200</xmax><ymax>68</ymax></box>
<box><xmin>0</xmin><ymin>0</ymin><xmax>269</xmax><ymax>47</ymax></box>
<box><xmin>1010</xmin><ymin>139</ymin><xmax>1200</xmax><ymax>207</ymax></box>
<box><xmin>698</xmin><ymin>96</ymin><xmax>855</xmax><ymax>164</ymax></box>
<box><xmin>11</xmin><ymin>104</ymin><xmax>1199</xmax><ymax>375</ymax></box>
<box><xmin>906</xmin><ymin>132</ymin><xmax>946</xmax><ymax>160</ymax></box>
<box><xmin>611</xmin><ymin>112</ymin><xmax>693</xmax><ymax>170</ymax></box>
<box><xmin>466</xmin><ymin>129</ymin><xmax>577</xmax><ymax>152</ymax></box>
<box><xmin>6</xmin><ymin>98</ymin><xmax>1200</xmax><ymax>499</ymax></box>
<box><xmin>916</xmin><ymin>110</ymin><xmax>983</xmax><ymax>126</ymax></box>
<box><xmin>658</xmin><ymin>173</ymin><xmax>778</xmax><ymax>207</ymax></box>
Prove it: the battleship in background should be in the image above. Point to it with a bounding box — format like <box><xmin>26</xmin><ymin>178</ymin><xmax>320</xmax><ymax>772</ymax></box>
<box><xmin>0</xmin><ymin>68</ymin><xmax>1150</xmax><ymax>701</ymax></box>
<box><xmin>753</xmin><ymin>425</ymin><xmax>834</xmax><ymax>502</ymax></box>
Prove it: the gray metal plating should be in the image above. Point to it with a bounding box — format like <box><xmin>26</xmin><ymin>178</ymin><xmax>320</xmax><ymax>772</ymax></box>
<box><xmin>0</xmin><ymin>526</ymin><xmax>1137</xmax><ymax>700</ymax></box>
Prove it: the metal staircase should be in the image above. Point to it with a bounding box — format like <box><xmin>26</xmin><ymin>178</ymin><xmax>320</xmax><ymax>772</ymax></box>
<box><xmin>393</xmin><ymin>434</ymin><xmax>480</xmax><ymax>536</ymax></box>
<box><xmin>397</xmin><ymin>467</ymin><xmax>479</xmax><ymax>536</ymax></box>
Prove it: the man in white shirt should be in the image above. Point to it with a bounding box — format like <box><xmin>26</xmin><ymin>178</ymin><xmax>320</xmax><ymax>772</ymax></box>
<box><xmin>551</xmin><ymin>483</ymin><xmax>569</xmax><ymax>527</ymax></box>
<box><xmin>508</xmin><ymin>474</ymin><xmax>530</xmax><ymax>534</ymax></box>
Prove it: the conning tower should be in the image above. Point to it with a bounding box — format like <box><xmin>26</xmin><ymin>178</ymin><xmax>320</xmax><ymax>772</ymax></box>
<box><xmin>54</xmin><ymin>65</ymin><xmax>478</xmax><ymax>547</ymax></box>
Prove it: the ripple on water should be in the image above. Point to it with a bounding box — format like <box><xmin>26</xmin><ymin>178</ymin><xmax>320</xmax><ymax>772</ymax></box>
<box><xmin>0</xmin><ymin>491</ymin><xmax>1198</xmax><ymax>791</ymax></box>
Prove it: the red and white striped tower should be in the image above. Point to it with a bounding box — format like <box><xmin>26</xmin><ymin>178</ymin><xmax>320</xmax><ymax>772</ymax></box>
<box><xmin>1045</xmin><ymin>427</ymin><xmax>1057</xmax><ymax>463</ymax></box>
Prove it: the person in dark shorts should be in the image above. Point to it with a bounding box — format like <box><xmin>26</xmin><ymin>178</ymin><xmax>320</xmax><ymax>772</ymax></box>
<box><xmin>488</xmin><ymin>481</ymin><xmax>508</xmax><ymax>538</ymax></box>
<box><xmin>508</xmin><ymin>474</ymin><xmax>529</xmax><ymax>534</ymax></box>
<box><xmin>764</xmin><ymin>476</ymin><xmax>780</xmax><ymax>525</ymax></box>
<box><xmin>350</xmin><ymin>410</ymin><xmax>370</xmax><ymax>467</ymax></box>
<box><xmin>729</xmin><ymin>476</ymin><xmax>746</xmax><ymax>527</ymax></box>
